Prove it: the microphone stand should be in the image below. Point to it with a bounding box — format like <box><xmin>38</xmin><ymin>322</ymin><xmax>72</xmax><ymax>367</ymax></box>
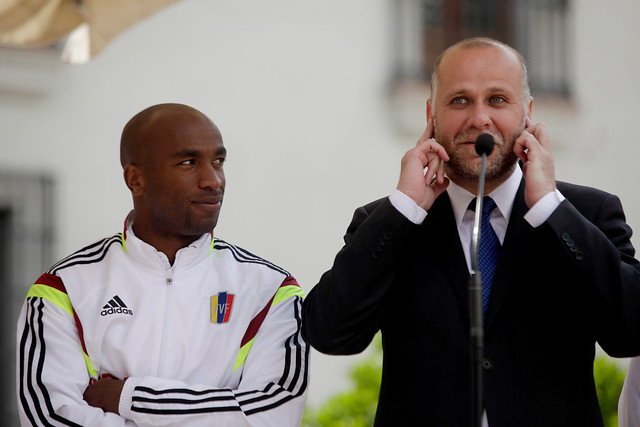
<box><xmin>470</xmin><ymin>153</ymin><xmax>487</xmax><ymax>427</ymax></box>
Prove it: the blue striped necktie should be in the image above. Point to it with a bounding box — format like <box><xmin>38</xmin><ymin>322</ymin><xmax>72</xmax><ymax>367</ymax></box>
<box><xmin>470</xmin><ymin>197</ymin><xmax>501</xmax><ymax>317</ymax></box>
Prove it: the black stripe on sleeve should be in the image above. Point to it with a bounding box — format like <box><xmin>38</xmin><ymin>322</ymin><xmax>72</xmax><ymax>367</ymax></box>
<box><xmin>20</xmin><ymin>297</ymin><xmax>83</xmax><ymax>427</ymax></box>
<box><xmin>19</xmin><ymin>298</ymin><xmax>44</xmax><ymax>426</ymax></box>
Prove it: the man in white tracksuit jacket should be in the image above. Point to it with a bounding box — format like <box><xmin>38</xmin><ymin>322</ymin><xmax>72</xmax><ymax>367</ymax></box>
<box><xmin>16</xmin><ymin>103</ymin><xmax>308</xmax><ymax>426</ymax></box>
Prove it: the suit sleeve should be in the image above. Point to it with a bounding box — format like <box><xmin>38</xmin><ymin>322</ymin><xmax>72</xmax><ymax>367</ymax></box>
<box><xmin>118</xmin><ymin>277</ymin><xmax>308</xmax><ymax>427</ymax></box>
<box><xmin>302</xmin><ymin>198</ymin><xmax>417</xmax><ymax>355</ymax></box>
<box><xmin>546</xmin><ymin>190</ymin><xmax>640</xmax><ymax>356</ymax></box>
<box><xmin>16</xmin><ymin>277</ymin><xmax>133</xmax><ymax>426</ymax></box>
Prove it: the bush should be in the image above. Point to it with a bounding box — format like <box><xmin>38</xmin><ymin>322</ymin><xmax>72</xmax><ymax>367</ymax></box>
<box><xmin>594</xmin><ymin>355</ymin><xmax>627</xmax><ymax>427</ymax></box>
<box><xmin>302</xmin><ymin>336</ymin><xmax>382</xmax><ymax>427</ymax></box>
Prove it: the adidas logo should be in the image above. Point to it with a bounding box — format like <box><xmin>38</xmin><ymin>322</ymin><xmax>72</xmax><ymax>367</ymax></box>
<box><xmin>101</xmin><ymin>295</ymin><xmax>134</xmax><ymax>316</ymax></box>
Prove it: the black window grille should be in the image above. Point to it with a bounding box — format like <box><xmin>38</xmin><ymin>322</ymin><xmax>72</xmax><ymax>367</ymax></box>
<box><xmin>393</xmin><ymin>0</ymin><xmax>571</xmax><ymax>96</ymax></box>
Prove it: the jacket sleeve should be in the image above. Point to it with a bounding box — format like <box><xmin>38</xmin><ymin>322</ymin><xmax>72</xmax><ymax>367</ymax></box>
<box><xmin>16</xmin><ymin>276</ymin><xmax>133</xmax><ymax>426</ymax></box>
<box><xmin>118</xmin><ymin>277</ymin><xmax>308</xmax><ymax>427</ymax></box>
<box><xmin>302</xmin><ymin>198</ymin><xmax>417</xmax><ymax>355</ymax></box>
<box><xmin>547</xmin><ymin>190</ymin><xmax>640</xmax><ymax>356</ymax></box>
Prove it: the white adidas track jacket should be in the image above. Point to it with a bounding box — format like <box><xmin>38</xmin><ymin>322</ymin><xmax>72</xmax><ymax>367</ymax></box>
<box><xmin>17</xmin><ymin>217</ymin><xmax>308</xmax><ymax>426</ymax></box>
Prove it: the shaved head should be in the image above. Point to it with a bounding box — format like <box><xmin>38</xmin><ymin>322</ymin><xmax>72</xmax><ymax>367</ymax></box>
<box><xmin>120</xmin><ymin>103</ymin><xmax>218</xmax><ymax>168</ymax></box>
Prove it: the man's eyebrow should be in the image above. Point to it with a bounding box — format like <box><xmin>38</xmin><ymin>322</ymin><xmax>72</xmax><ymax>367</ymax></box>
<box><xmin>445</xmin><ymin>89</ymin><xmax>468</xmax><ymax>97</ymax></box>
<box><xmin>172</xmin><ymin>149</ymin><xmax>199</xmax><ymax>158</ymax></box>
<box><xmin>487</xmin><ymin>86</ymin><xmax>512</xmax><ymax>94</ymax></box>
<box><xmin>445</xmin><ymin>86</ymin><xmax>511</xmax><ymax>97</ymax></box>
<box><xmin>172</xmin><ymin>147</ymin><xmax>227</xmax><ymax>158</ymax></box>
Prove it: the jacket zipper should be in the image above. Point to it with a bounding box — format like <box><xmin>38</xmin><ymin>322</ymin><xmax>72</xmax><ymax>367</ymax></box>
<box><xmin>157</xmin><ymin>268</ymin><xmax>173</xmax><ymax>376</ymax></box>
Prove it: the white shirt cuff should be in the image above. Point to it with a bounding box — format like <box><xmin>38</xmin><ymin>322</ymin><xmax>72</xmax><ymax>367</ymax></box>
<box><xmin>389</xmin><ymin>189</ymin><xmax>427</xmax><ymax>225</ymax></box>
<box><xmin>524</xmin><ymin>189</ymin><xmax>565</xmax><ymax>228</ymax></box>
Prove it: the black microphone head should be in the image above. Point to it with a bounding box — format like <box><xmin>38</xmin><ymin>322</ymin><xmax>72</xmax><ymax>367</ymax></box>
<box><xmin>475</xmin><ymin>133</ymin><xmax>495</xmax><ymax>156</ymax></box>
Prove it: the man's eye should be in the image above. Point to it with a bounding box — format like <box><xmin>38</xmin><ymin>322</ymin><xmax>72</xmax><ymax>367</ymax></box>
<box><xmin>490</xmin><ymin>96</ymin><xmax>505</xmax><ymax>103</ymax></box>
<box><xmin>180</xmin><ymin>159</ymin><xmax>196</xmax><ymax>165</ymax></box>
<box><xmin>452</xmin><ymin>97</ymin><xmax>467</xmax><ymax>105</ymax></box>
<box><xmin>214</xmin><ymin>157</ymin><xmax>226</xmax><ymax>165</ymax></box>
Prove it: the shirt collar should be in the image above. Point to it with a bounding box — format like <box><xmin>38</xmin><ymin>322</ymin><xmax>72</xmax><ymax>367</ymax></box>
<box><xmin>447</xmin><ymin>165</ymin><xmax>522</xmax><ymax>227</ymax></box>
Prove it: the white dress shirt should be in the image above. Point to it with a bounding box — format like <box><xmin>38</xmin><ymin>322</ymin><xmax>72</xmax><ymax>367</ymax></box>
<box><xmin>390</xmin><ymin>166</ymin><xmax>564</xmax><ymax>270</ymax></box>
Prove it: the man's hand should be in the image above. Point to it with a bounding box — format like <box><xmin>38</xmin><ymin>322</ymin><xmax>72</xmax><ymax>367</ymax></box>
<box><xmin>83</xmin><ymin>377</ymin><xmax>125</xmax><ymax>414</ymax></box>
<box><xmin>513</xmin><ymin>118</ymin><xmax>556</xmax><ymax>208</ymax></box>
<box><xmin>397</xmin><ymin>118</ymin><xmax>450</xmax><ymax>211</ymax></box>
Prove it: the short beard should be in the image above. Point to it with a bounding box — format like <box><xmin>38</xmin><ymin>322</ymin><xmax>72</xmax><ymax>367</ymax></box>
<box><xmin>436</xmin><ymin>117</ymin><xmax>525</xmax><ymax>186</ymax></box>
<box><xmin>445</xmin><ymin>143</ymin><xmax>519</xmax><ymax>184</ymax></box>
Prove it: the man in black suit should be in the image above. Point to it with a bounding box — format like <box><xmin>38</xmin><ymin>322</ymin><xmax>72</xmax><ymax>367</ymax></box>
<box><xmin>302</xmin><ymin>37</ymin><xmax>640</xmax><ymax>426</ymax></box>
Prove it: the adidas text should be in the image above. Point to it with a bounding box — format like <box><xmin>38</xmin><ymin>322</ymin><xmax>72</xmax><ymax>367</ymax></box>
<box><xmin>101</xmin><ymin>307</ymin><xmax>133</xmax><ymax>316</ymax></box>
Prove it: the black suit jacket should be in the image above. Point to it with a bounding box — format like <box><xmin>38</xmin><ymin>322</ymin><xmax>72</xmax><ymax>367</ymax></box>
<box><xmin>303</xmin><ymin>179</ymin><xmax>640</xmax><ymax>426</ymax></box>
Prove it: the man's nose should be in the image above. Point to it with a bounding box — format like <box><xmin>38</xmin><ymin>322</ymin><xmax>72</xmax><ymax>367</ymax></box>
<box><xmin>199</xmin><ymin>164</ymin><xmax>223</xmax><ymax>189</ymax></box>
<box><xmin>468</xmin><ymin>104</ymin><xmax>492</xmax><ymax>129</ymax></box>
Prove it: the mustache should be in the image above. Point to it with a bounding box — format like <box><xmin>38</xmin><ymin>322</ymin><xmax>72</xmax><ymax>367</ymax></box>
<box><xmin>450</xmin><ymin>117</ymin><xmax>527</xmax><ymax>147</ymax></box>
<box><xmin>453</xmin><ymin>132</ymin><xmax>503</xmax><ymax>146</ymax></box>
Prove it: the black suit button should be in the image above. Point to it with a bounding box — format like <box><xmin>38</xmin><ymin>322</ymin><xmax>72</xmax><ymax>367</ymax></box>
<box><xmin>575</xmin><ymin>251</ymin><xmax>584</xmax><ymax>261</ymax></box>
<box><xmin>372</xmin><ymin>232</ymin><xmax>393</xmax><ymax>259</ymax></box>
<box><xmin>482</xmin><ymin>359</ymin><xmax>493</xmax><ymax>370</ymax></box>
<box><xmin>372</xmin><ymin>246</ymin><xmax>384</xmax><ymax>259</ymax></box>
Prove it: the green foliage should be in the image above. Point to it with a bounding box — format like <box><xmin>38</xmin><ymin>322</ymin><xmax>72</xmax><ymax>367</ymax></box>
<box><xmin>302</xmin><ymin>335</ymin><xmax>382</xmax><ymax>427</ymax></box>
<box><xmin>303</xmin><ymin>339</ymin><xmax>627</xmax><ymax>427</ymax></box>
<box><xmin>594</xmin><ymin>355</ymin><xmax>627</xmax><ymax>427</ymax></box>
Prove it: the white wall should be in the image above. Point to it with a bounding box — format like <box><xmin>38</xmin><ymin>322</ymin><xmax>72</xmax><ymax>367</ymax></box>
<box><xmin>2</xmin><ymin>0</ymin><xmax>640</xmax><ymax>409</ymax></box>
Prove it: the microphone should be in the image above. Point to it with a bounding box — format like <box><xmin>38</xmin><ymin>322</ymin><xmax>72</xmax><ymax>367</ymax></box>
<box><xmin>475</xmin><ymin>133</ymin><xmax>495</xmax><ymax>157</ymax></box>
<box><xmin>469</xmin><ymin>132</ymin><xmax>494</xmax><ymax>427</ymax></box>
<box><xmin>471</xmin><ymin>133</ymin><xmax>495</xmax><ymax>268</ymax></box>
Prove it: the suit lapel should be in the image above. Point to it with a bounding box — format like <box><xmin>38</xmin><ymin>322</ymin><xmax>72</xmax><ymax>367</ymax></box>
<box><xmin>484</xmin><ymin>178</ymin><xmax>531</xmax><ymax>330</ymax></box>
<box><xmin>424</xmin><ymin>193</ymin><xmax>472</xmax><ymax>322</ymax></box>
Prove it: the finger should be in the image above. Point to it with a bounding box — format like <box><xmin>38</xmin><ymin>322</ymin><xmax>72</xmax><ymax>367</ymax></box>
<box><xmin>431</xmin><ymin>177</ymin><xmax>450</xmax><ymax>198</ymax></box>
<box><xmin>513</xmin><ymin>131</ymin><xmax>531</xmax><ymax>164</ymax></box>
<box><xmin>436</xmin><ymin>160</ymin><xmax>446</xmax><ymax>183</ymax></box>
<box><xmin>417</xmin><ymin>118</ymin><xmax>435</xmax><ymax>143</ymax></box>
<box><xmin>528</xmin><ymin>122</ymin><xmax>550</xmax><ymax>148</ymax></box>
<box><xmin>524</xmin><ymin>119</ymin><xmax>548</xmax><ymax>146</ymax></box>
<box><xmin>416</xmin><ymin>117</ymin><xmax>436</xmax><ymax>145</ymax></box>
<box><xmin>433</xmin><ymin>155</ymin><xmax>447</xmax><ymax>184</ymax></box>
<box><xmin>424</xmin><ymin>155</ymin><xmax>444</xmax><ymax>184</ymax></box>
<box><xmin>416</xmin><ymin>139</ymin><xmax>450</xmax><ymax>163</ymax></box>
<box><xmin>417</xmin><ymin>126</ymin><xmax>430</xmax><ymax>145</ymax></box>
<box><xmin>515</xmin><ymin>129</ymin><xmax>549</xmax><ymax>164</ymax></box>
<box><xmin>426</xmin><ymin>116</ymin><xmax>435</xmax><ymax>140</ymax></box>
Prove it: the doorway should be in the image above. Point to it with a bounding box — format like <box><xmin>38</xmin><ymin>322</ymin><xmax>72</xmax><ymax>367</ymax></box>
<box><xmin>0</xmin><ymin>172</ymin><xmax>54</xmax><ymax>424</ymax></box>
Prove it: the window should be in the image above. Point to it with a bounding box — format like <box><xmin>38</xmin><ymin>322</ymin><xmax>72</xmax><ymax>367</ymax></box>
<box><xmin>392</xmin><ymin>0</ymin><xmax>571</xmax><ymax>97</ymax></box>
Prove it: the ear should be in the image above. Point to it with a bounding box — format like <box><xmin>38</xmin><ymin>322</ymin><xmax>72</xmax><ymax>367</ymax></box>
<box><xmin>426</xmin><ymin>99</ymin><xmax>434</xmax><ymax>123</ymax></box>
<box><xmin>123</xmin><ymin>164</ymin><xmax>144</xmax><ymax>197</ymax></box>
<box><xmin>527</xmin><ymin>97</ymin><xmax>534</xmax><ymax>120</ymax></box>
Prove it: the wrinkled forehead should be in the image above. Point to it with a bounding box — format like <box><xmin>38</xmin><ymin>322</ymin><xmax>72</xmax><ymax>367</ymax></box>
<box><xmin>435</xmin><ymin>45</ymin><xmax>524</xmax><ymax>97</ymax></box>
